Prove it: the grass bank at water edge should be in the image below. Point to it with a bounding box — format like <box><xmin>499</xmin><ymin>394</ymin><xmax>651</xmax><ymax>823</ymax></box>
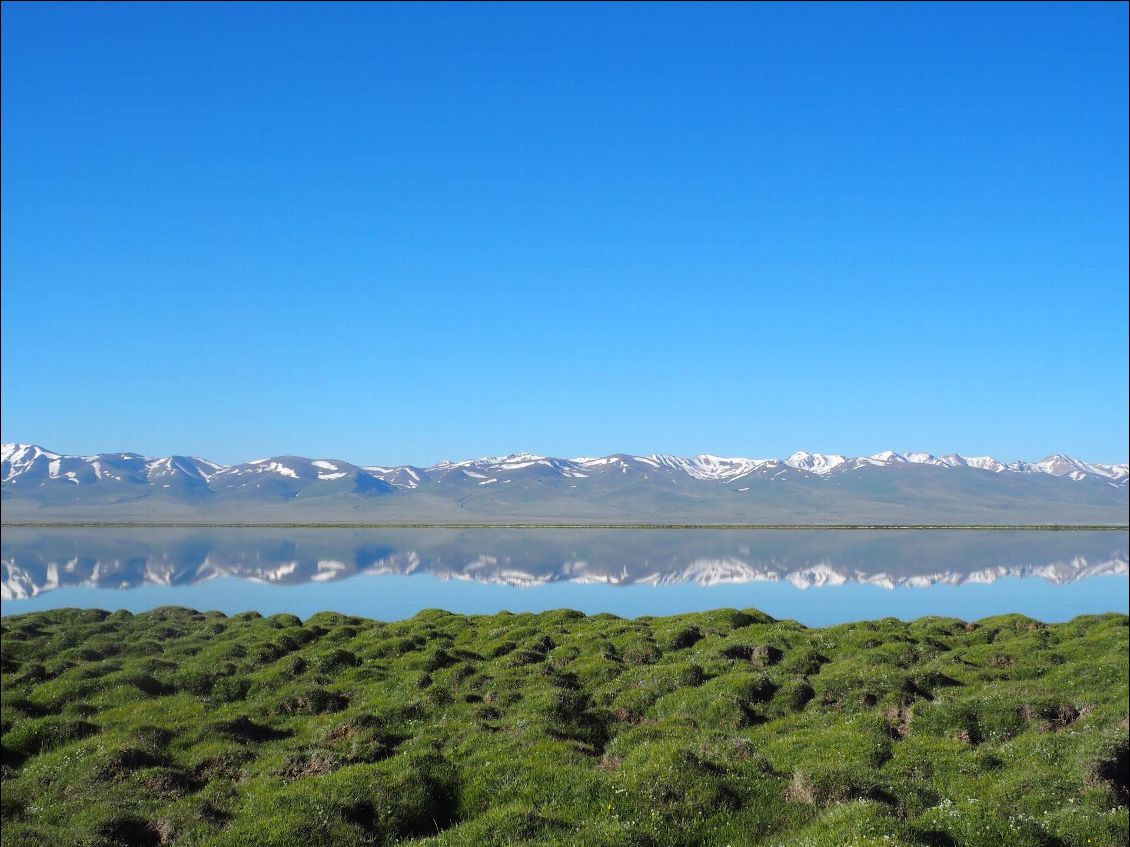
<box><xmin>2</xmin><ymin>606</ymin><xmax>1127</xmax><ymax>846</ymax></box>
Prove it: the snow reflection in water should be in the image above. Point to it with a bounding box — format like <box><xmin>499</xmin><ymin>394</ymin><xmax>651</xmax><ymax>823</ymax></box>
<box><xmin>2</xmin><ymin>528</ymin><xmax>1127</xmax><ymax>624</ymax></box>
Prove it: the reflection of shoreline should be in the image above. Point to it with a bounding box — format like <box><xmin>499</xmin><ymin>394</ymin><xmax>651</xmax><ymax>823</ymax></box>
<box><xmin>4</xmin><ymin>523</ymin><xmax>1128</xmax><ymax>529</ymax></box>
<box><xmin>3</xmin><ymin>529</ymin><xmax>1127</xmax><ymax>601</ymax></box>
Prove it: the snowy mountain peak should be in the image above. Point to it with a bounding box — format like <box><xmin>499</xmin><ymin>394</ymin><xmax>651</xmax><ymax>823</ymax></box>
<box><xmin>646</xmin><ymin>454</ymin><xmax>777</xmax><ymax>481</ymax></box>
<box><xmin>964</xmin><ymin>456</ymin><xmax>1009</xmax><ymax>473</ymax></box>
<box><xmin>903</xmin><ymin>452</ymin><xmax>938</xmax><ymax>464</ymax></box>
<box><xmin>2</xmin><ymin>444</ymin><xmax>62</xmax><ymax>482</ymax></box>
<box><xmin>484</xmin><ymin>453</ymin><xmax>550</xmax><ymax>469</ymax></box>
<box><xmin>869</xmin><ymin>450</ymin><xmax>907</xmax><ymax>464</ymax></box>
<box><xmin>784</xmin><ymin>452</ymin><xmax>848</xmax><ymax>474</ymax></box>
<box><xmin>145</xmin><ymin>456</ymin><xmax>221</xmax><ymax>484</ymax></box>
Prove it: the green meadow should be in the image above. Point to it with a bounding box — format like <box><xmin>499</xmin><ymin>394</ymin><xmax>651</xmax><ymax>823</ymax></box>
<box><xmin>1</xmin><ymin>606</ymin><xmax>1126</xmax><ymax>847</ymax></box>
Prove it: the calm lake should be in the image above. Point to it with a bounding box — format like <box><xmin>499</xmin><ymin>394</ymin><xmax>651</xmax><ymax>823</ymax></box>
<box><xmin>2</xmin><ymin>528</ymin><xmax>1127</xmax><ymax>625</ymax></box>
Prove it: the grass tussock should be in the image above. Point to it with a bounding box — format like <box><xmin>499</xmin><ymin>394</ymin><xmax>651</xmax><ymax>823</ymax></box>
<box><xmin>0</xmin><ymin>606</ymin><xmax>1126</xmax><ymax>846</ymax></box>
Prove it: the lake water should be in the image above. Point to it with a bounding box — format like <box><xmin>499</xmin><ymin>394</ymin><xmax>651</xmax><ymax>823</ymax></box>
<box><xmin>2</xmin><ymin>528</ymin><xmax>1127</xmax><ymax>625</ymax></box>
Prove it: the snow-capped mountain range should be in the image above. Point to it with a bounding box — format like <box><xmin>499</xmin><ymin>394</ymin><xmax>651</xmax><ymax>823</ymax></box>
<box><xmin>2</xmin><ymin>444</ymin><xmax>1127</xmax><ymax>524</ymax></box>
<box><xmin>4</xmin><ymin>443</ymin><xmax>1127</xmax><ymax>489</ymax></box>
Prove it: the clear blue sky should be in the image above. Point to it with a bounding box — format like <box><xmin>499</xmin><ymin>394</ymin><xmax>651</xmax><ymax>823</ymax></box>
<box><xmin>2</xmin><ymin>2</ymin><xmax>1127</xmax><ymax>466</ymax></box>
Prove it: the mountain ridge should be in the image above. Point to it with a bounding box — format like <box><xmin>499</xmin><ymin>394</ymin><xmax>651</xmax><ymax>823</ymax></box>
<box><xmin>5</xmin><ymin>443</ymin><xmax>1127</xmax><ymax>486</ymax></box>
<box><xmin>3</xmin><ymin>443</ymin><xmax>1127</xmax><ymax>524</ymax></box>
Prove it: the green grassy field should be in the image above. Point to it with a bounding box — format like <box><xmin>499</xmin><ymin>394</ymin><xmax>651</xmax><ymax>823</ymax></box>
<box><xmin>1</xmin><ymin>607</ymin><xmax>1126</xmax><ymax>847</ymax></box>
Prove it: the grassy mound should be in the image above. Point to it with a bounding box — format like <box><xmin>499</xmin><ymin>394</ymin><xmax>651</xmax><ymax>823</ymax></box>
<box><xmin>1</xmin><ymin>606</ymin><xmax>1126</xmax><ymax>846</ymax></box>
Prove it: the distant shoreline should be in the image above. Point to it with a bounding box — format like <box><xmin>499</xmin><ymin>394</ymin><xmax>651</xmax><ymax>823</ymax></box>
<box><xmin>2</xmin><ymin>522</ymin><xmax>1127</xmax><ymax>530</ymax></box>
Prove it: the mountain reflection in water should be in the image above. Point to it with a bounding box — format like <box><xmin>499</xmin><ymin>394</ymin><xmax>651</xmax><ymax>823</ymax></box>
<box><xmin>3</xmin><ymin>528</ymin><xmax>1127</xmax><ymax>601</ymax></box>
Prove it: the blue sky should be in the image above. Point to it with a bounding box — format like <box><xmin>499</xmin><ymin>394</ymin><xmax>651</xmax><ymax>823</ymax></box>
<box><xmin>2</xmin><ymin>2</ymin><xmax>1127</xmax><ymax>466</ymax></box>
